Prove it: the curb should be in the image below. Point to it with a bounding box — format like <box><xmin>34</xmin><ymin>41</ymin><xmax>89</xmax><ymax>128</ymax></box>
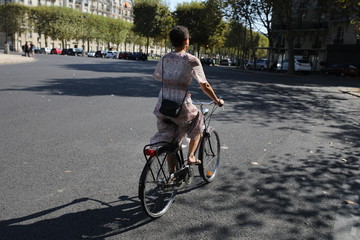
<box><xmin>339</xmin><ymin>89</ymin><xmax>360</xmax><ymax>98</ymax></box>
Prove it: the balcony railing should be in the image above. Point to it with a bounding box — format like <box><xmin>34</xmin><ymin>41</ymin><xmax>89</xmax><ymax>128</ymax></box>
<box><xmin>275</xmin><ymin>43</ymin><xmax>285</xmax><ymax>48</ymax></box>
<box><xmin>312</xmin><ymin>43</ymin><xmax>322</xmax><ymax>49</ymax></box>
<box><xmin>272</xmin><ymin>22</ymin><xmax>328</xmax><ymax>31</ymax></box>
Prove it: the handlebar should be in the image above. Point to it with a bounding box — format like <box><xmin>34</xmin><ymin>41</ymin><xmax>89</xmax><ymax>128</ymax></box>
<box><xmin>192</xmin><ymin>100</ymin><xmax>216</xmax><ymax>105</ymax></box>
<box><xmin>192</xmin><ymin>97</ymin><xmax>223</xmax><ymax>106</ymax></box>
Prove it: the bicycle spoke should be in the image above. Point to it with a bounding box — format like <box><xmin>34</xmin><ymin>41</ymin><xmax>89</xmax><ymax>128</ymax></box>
<box><xmin>199</xmin><ymin>130</ymin><xmax>220</xmax><ymax>183</ymax></box>
<box><xmin>139</xmin><ymin>149</ymin><xmax>177</xmax><ymax>218</ymax></box>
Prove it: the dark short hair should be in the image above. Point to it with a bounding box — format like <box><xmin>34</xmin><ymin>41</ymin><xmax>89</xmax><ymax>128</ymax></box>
<box><xmin>169</xmin><ymin>26</ymin><xmax>190</xmax><ymax>47</ymax></box>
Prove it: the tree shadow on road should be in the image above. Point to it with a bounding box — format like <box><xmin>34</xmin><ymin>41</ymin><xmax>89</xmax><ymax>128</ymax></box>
<box><xmin>1</xmin><ymin>64</ymin><xmax>359</xmax><ymax>239</ymax></box>
<box><xmin>0</xmin><ymin>195</ymin><xmax>152</xmax><ymax>240</ymax></box>
<box><xmin>60</xmin><ymin>60</ymin><xmax>157</xmax><ymax>74</ymax></box>
<box><xmin>0</xmin><ymin>76</ymin><xmax>161</xmax><ymax>98</ymax></box>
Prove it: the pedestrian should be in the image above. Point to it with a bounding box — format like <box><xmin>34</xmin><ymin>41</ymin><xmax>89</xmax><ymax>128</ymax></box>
<box><xmin>150</xmin><ymin>26</ymin><xmax>224</xmax><ymax>166</ymax></box>
<box><xmin>30</xmin><ymin>43</ymin><xmax>34</xmax><ymax>57</ymax></box>
<box><xmin>24</xmin><ymin>42</ymin><xmax>30</xmax><ymax>57</ymax></box>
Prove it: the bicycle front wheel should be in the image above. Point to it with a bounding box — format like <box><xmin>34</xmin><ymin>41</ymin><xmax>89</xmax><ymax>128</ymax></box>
<box><xmin>198</xmin><ymin>129</ymin><xmax>220</xmax><ymax>183</ymax></box>
<box><xmin>139</xmin><ymin>150</ymin><xmax>179</xmax><ymax>218</ymax></box>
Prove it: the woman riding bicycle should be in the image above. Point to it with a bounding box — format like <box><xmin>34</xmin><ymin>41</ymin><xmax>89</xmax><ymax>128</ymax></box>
<box><xmin>151</xmin><ymin>26</ymin><xmax>224</xmax><ymax>165</ymax></box>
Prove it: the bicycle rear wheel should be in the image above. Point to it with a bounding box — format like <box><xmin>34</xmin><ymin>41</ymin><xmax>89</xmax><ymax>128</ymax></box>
<box><xmin>198</xmin><ymin>129</ymin><xmax>220</xmax><ymax>183</ymax></box>
<box><xmin>139</xmin><ymin>150</ymin><xmax>179</xmax><ymax>218</ymax></box>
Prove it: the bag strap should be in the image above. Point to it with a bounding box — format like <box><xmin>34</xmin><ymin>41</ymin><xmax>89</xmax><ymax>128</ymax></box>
<box><xmin>161</xmin><ymin>56</ymin><xmax>188</xmax><ymax>104</ymax></box>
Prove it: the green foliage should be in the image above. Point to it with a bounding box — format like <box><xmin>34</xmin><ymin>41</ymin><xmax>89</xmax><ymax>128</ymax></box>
<box><xmin>28</xmin><ymin>6</ymin><xmax>131</xmax><ymax>49</ymax></box>
<box><xmin>132</xmin><ymin>0</ymin><xmax>171</xmax><ymax>52</ymax></box>
<box><xmin>155</xmin><ymin>4</ymin><xmax>174</xmax><ymax>48</ymax></box>
<box><xmin>104</xmin><ymin>18</ymin><xmax>132</xmax><ymax>50</ymax></box>
<box><xmin>335</xmin><ymin>0</ymin><xmax>360</xmax><ymax>38</ymax></box>
<box><xmin>29</xmin><ymin>6</ymin><xmax>54</xmax><ymax>40</ymax></box>
<box><xmin>132</xmin><ymin>0</ymin><xmax>162</xmax><ymax>39</ymax></box>
<box><xmin>222</xmin><ymin>19</ymin><xmax>268</xmax><ymax>59</ymax></box>
<box><xmin>0</xmin><ymin>3</ymin><xmax>28</xmax><ymax>36</ymax></box>
<box><xmin>174</xmin><ymin>0</ymin><xmax>223</xmax><ymax>53</ymax></box>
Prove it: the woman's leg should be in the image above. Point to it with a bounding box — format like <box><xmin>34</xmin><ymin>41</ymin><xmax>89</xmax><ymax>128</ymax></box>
<box><xmin>187</xmin><ymin>133</ymin><xmax>201</xmax><ymax>164</ymax></box>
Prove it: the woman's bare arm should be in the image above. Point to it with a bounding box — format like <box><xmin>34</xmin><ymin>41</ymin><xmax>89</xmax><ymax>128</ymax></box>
<box><xmin>200</xmin><ymin>82</ymin><xmax>224</xmax><ymax>106</ymax></box>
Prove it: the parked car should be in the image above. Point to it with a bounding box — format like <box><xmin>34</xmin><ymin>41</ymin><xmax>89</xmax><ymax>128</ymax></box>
<box><xmin>87</xmin><ymin>51</ymin><xmax>96</xmax><ymax>57</ymax></box>
<box><xmin>128</xmin><ymin>52</ymin><xmax>147</xmax><ymax>61</ymax></box>
<box><xmin>118</xmin><ymin>52</ymin><xmax>129</xmax><ymax>59</ymax></box>
<box><xmin>50</xmin><ymin>48</ymin><xmax>62</xmax><ymax>54</ymax></box>
<box><xmin>276</xmin><ymin>59</ymin><xmax>312</xmax><ymax>72</ymax></box>
<box><xmin>220</xmin><ymin>58</ymin><xmax>232</xmax><ymax>66</ymax></box>
<box><xmin>33</xmin><ymin>47</ymin><xmax>41</xmax><ymax>54</ymax></box>
<box><xmin>61</xmin><ymin>49</ymin><xmax>70</xmax><ymax>55</ymax></box>
<box><xmin>39</xmin><ymin>47</ymin><xmax>51</xmax><ymax>54</ymax></box>
<box><xmin>247</xmin><ymin>59</ymin><xmax>269</xmax><ymax>70</ymax></box>
<box><xmin>66</xmin><ymin>48</ymin><xmax>83</xmax><ymax>56</ymax></box>
<box><xmin>201</xmin><ymin>58</ymin><xmax>215</xmax><ymax>66</ymax></box>
<box><xmin>231</xmin><ymin>58</ymin><xmax>238</xmax><ymax>66</ymax></box>
<box><xmin>324</xmin><ymin>64</ymin><xmax>359</xmax><ymax>77</ymax></box>
<box><xmin>105</xmin><ymin>51</ymin><xmax>119</xmax><ymax>58</ymax></box>
<box><xmin>95</xmin><ymin>50</ymin><xmax>107</xmax><ymax>58</ymax></box>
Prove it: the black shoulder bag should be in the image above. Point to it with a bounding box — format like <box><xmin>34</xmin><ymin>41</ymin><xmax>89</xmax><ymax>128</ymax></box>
<box><xmin>159</xmin><ymin>57</ymin><xmax>188</xmax><ymax>118</ymax></box>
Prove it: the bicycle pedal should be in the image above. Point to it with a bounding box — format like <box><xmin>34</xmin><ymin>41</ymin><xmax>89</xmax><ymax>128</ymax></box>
<box><xmin>173</xmin><ymin>166</ymin><xmax>189</xmax><ymax>179</ymax></box>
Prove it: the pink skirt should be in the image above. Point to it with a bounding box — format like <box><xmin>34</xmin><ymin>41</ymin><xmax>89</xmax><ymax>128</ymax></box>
<box><xmin>150</xmin><ymin>97</ymin><xmax>204</xmax><ymax>144</ymax></box>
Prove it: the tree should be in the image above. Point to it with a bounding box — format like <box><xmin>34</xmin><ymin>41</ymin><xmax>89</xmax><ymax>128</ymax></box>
<box><xmin>205</xmin><ymin>0</ymin><xmax>226</xmax><ymax>54</ymax></box>
<box><xmin>269</xmin><ymin>0</ymin><xmax>297</xmax><ymax>74</ymax></box>
<box><xmin>104</xmin><ymin>18</ymin><xmax>132</xmax><ymax>51</ymax></box>
<box><xmin>155</xmin><ymin>4</ymin><xmax>174</xmax><ymax>54</ymax></box>
<box><xmin>29</xmin><ymin>6</ymin><xmax>54</xmax><ymax>47</ymax></box>
<box><xmin>225</xmin><ymin>0</ymin><xmax>264</xmax><ymax>69</ymax></box>
<box><xmin>132</xmin><ymin>0</ymin><xmax>166</xmax><ymax>54</ymax></box>
<box><xmin>0</xmin><ymin>3</ymin><xmax>28</xmax><ymax>47</ymax></box>
<box><xmin>253</xmin><ymin>0</ymin><xmax>273</xmax><ymax>68</ymax></box>
<box><xmin>334</xmin><ymin>0</ymin><xmax>360</xmax><ymax>38</ymax></box>
<box><xmin>174</xmin><ymin>0</ymin><xmax>223</xmax><ymax>56</ymax></box>
<box><xmin>83</xmin><ymin>14</ymin><xmax>104</xmax><ymax>52</ymax></box>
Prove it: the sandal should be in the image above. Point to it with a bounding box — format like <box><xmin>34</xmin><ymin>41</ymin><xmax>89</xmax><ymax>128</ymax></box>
<box><xmin>187</xmin><ymin>159</ymin><xmax>202</xmax><ymax>165</ymax></box>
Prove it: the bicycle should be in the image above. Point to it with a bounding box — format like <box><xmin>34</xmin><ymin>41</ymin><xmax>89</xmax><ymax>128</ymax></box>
<box><xmin>138</xmin><ymin>100</ymin><xmax>222</xmax><ymax>218</ymax></box>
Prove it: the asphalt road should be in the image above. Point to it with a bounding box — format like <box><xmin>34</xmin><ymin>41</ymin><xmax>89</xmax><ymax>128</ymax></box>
<box><xmin>0</xmin><ymin>54</ymin><xmax>359</xmax><ymax>240</ymax></box>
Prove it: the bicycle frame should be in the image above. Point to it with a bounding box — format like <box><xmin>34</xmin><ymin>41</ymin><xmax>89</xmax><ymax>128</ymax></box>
<box><xmin>139</xmin><ymin>100</ymin><xmax>221</xmax><ymax>218</ymax></box>
<box><xmin>142</xmin><ymin>100</ymin><xmax>219</xmax><ymax>184</ymax></box>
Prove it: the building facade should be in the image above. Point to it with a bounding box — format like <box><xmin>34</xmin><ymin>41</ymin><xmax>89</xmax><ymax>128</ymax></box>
<box><xmin>1</xmin><ymin>0</ymin><xmax>164</xmax><ymax>54</ymax></box>
<box><xmin>271</xmin><ymin>0</ymin><xmax>359</xmax><ymax>71</ymax></box>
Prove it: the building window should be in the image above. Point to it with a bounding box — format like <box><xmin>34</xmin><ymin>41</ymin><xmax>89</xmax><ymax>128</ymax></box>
<box><xmin>295</xmin><ymin>36</ymin><xmax>302</xmax><ymax>48</ymax></box>
<box><xmin>299</xmin><ymin>0</ymin><xmax>307</xmax><ymax>9</ymax></box>
<box><xmin>334</xmin><ymin>27</ymin><xmax>344</xmax><ymax>44</ymax></box>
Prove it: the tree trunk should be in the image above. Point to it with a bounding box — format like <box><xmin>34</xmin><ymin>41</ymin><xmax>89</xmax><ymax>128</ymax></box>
<box><xmin>248</xmin><ymin>20</ymin><xmax>255</xmax><ymax>67</ymax></box>
<box><xmin>287</xmin><ymin>32</ymin><xmax>295</xmax><ymax>75</ymax></box>
<box><xmin>197</xmin><ymin>43</ymin><xmax>200</xmax><ymax>58</ymax></box>
<box><xmin>267</xmin><ymin>31</ymin><xmax>274</xmax><ymax>70</ymax></box>
<box><xmin>146</xmin><ymin>37</ymin><xmax>150</xmax><ymax>54</ymax></box>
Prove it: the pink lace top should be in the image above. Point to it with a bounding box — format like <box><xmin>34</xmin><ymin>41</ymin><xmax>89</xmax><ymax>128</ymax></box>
<box><xmin>153</xmin><ymin>51</ymin><xmax>208</xmax><ymax>103</ymax></box>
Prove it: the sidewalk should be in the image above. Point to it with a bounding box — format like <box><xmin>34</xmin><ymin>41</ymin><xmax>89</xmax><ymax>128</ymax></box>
<box><xmin>339</xmin><ymin>88</ymin><xmax>360</xmax><ymax>98</ymax></box>
<box><xmin>0</xmin><ymin>52</ymin><xmax>36</xmax><ymax>65</ymax></box>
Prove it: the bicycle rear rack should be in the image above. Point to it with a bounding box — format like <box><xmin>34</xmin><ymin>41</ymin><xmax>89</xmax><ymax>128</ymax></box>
<box><xmin>143</xmin><ymin>141</ymin><xmax>179</xmax><ymax>162</ymax></box>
